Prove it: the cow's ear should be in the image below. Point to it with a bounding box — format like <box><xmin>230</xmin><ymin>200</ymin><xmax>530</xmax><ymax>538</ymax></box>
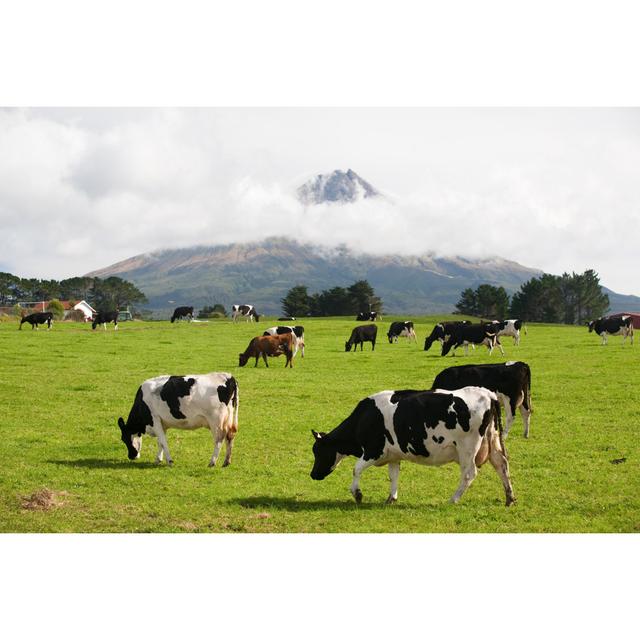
<box><xmin>118</xmin><ymin>417</ymin><xmax>125</xmax><ymax>431</ymax></box>
<box><xmin>311</xmin><ymin>429</ymin><xmax>322</xmax><ymax>440</ymax></box>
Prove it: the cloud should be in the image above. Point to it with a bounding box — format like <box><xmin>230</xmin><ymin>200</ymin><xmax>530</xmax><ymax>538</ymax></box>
<box><xmin>1</xmin><ymin>108</ymin><xmax>639</xmax><ymax>295</ymax></box>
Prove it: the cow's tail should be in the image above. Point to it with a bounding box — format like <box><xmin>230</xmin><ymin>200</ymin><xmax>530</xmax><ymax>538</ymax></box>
<box><xmin>492</xmin><ymin>398</ymin><xmax>505</xmax><ymax>453</ymax></box>
<box><xmin>225</xmin><ymin>376</ymin><xmax>240</xmax><ymax>435</ymax></box>
<box><xmin>523</xmin><ymin>363</ymin><xmax>533</xmax><ymax>414</ymax></box>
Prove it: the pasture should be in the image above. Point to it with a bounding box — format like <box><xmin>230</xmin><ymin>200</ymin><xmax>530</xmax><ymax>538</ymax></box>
<box><xmin>0</xmin><ymin>315</ymin><xmax>638</xmax><ymax>533</ymax></box>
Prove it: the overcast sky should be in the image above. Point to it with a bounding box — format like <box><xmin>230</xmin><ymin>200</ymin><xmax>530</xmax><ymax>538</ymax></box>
<box><xmin>1</xmin><ymin>107</ymin><xmax>639</xmax><ymax>294</ymax></box>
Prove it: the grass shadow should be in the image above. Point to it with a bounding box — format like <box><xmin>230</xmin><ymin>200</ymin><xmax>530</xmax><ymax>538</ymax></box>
<box><xmin>230</xmin><ymin>494</ymin><xmax>419</xmax><ymax>512</ymax></box>
<box><xmin>47</xmin><ymin>458</ymin><xmax>159</xmax><ymax>470</ymax></box>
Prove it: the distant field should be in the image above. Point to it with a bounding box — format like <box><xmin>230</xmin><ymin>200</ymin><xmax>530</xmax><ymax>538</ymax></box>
<box><xmin>0</xmin><ymin>315</ymin><xmax>638</xmax><ymax>533</ymax></box>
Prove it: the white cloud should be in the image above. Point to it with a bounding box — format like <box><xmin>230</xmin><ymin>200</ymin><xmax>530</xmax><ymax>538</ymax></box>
<box><xmin>1</xmin><ymin>108</ymin><xmax>639</xmax><ymax>295</ymax></box>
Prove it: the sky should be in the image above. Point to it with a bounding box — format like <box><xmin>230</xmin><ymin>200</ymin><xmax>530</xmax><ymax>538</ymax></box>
<box><xmin>1</xmin><ymin>107</ymin><xmax>639</xmax><ymax>295</ymax></box>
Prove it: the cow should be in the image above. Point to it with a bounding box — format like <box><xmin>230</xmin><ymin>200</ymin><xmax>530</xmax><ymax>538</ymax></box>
<box><xmin>345</xmin><ymin>324</ymin><xmax>377</xmax><ymax>352</ymax></box>
<box><xmin>356</xmin><ymin>311</ymin><xmax>379</xmax><ymax>321</ymax></box>
<box><xmin>263</xmin><ymin>325</ymin><xmax>305</xmax><ymax>358</ymax></box>
<box><xmin>424</xmin><ymin>321</ymin><xmax>471</xmax><ymax>351</ymax></box>
<box><xmin>117</xmin><ymin>372</ymin><xmax>239</xmax><ymax>467</ymax></box>
<box><xmin>387</xmin><ymin>321</ymin><xmax>417</xmax><ymax>344</ymax></box>
<box><xmin>170</xmin><ymin>306</ymin><xmax>194</xmax><ymax>323</ymax></box>
<box><xmin>485</xmin><ymin>319</ymin><xmax>526</xmax><ymax>346</ymax></box>
<box><xmin>310</xmin><ymin>386</ymin><xmax>515</xmax><ymax>506</ymax></box>
<box><xmin>92</xmin><ymin>310</ymin><xmax>119</xmax><ymax>331</ymax></box>
<box><xmin>432</xmin><ymin>361</ymin><xmax>532</xmax><ymax>438</ymax></box>
<box><xmin>239</xmin><ymin>333</ymin><xmax>295</xmax><ymax>367</ymax></box>
<box><xmin>588</xmin><ymin>316</ymin><xmax>634</xmax><ymax>345</ymax></box>
<box><xmin>232</xmin><ymin>304</ymin><xmax>260</xmax><ymax>322</ymax></box>
<box><xmin>441</xmin><ymin>323</ymin><xmax>504</xmax><ymax>356</ymax></box>
<box><xmin>19</xmin><ymin>312</ymin><xmax>53</xmax><ymax>331</ymax></box>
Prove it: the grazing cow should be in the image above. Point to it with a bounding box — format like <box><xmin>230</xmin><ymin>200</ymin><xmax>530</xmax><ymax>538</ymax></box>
<box><xmin>263</xmin><ymin>325</ymin><xmax>305</xmax><ymax>358</ymax></box>
<box><xmin>485</xmin><ymin>319</ymin><xmax>526</xmax><ymax>346</ymax></box>
<box><xmin>588</xmin><ymin>316</ymin><xmax>634</xmax><ymax>345</ymax></box>
<box><xmin>345</xmin><ymin>324</ymin><xmax>377</xmax><ymax>352</ymax></box>
<box><xmin>117</xmin><ymin>373</ymin><xmax>239</xmax><ymax>467</ymax></box>
<box><xmin>432</xmin><ymin>361</ymin><xmax>532</xmax><ymax>438</ymax></box>
<box><xmin>423</xmin><ymin>321</ymin><xmax>471</xmax><ymax>351</ymax></box>
<box><xmin>387</xmin><ymin>321</ymin><xmax>417</xmax><ymax>344</ymax></box>
<box><xmin>170</xmin><ymin>306</ymin><xmax>194</xmax><ymax>323</ymax></box>
<box><xmin>232</xmin><ymin>304</ymin><xmax>260</xmax><ymax>322</ymax></box>
<box><xmin>92</xmin><ymin>310</ymin><xmax>119</xmax><ymax>331</ymax></box>
<box><xmin>239</xmin><ymin>333</ymin><xmax>295</xmax><ymax>367</ymax></box>
<box><xmin>441</xmin><ymin>323</ymin><xmax>504</xmax><ymax>356</ymax></box>
<box><xmin>19</xmin><ymin>312</ymin><xmax>53</xmax><ymax>331</ymax></box>
<box><xmin>356</xmin><ymin>311</ymin><xmax>379</xmax><ymax>321</ymax></box>
<box><xmin>310</xmin><ymin>386</ymin><xmax>515</xmax><ymax>506</ymax></box>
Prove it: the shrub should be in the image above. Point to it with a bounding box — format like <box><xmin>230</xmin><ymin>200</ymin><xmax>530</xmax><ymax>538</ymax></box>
<box><xmin>46</xmin><ymin>299</ymin><xmax>65</xmax><ymax>320</ymax></box>
<box><xmin>65</xmin><ymin>309</ymin><xmax>87</xmax><ymax>322</ymax></box>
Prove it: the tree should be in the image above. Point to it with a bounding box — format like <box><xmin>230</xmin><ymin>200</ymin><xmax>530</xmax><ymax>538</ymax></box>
<box><xmin>348</xmin><ymin>280</ymin><xmax>382</xmax><ymax>314</ymax></box>
<box><xmin>455</xmin><ymin>288</ymin><xmax>478</xmax><ymax>315</ymax></box>
<box><xmin>46</xmin><ymin>298</ymin><xmax>65</xmax><ymax>320</ymax></box>
<box><xmin>281</xmin><ymin>285</ymin><xmax>311</xmax><ymax>317</ymax></box>
<box><xmin>89</xmin><ymin>276</ymin><xmax>147</xmax><ymax>310</ymax></box>
<box><xmin>455</xmin><ymin>284</ymin><xmax>509</xmax><ymax>318</ymax></box>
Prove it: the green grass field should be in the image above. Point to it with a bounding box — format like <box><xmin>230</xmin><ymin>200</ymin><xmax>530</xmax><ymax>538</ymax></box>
<box><xmin>0</xmin><ymin>315</ymin><xmax>638</xmax><ymax>533</ymax></box>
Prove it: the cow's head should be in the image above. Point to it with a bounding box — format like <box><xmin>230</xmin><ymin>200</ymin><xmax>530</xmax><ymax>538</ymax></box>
<box><xmin>441</xmin><ymin>337</ymin><xmax>454</xmax><ymax>356</ymax></box>
<box><xmin>345</xmin><ymin>341</ymin><xmax>352</xmax><ymax>352</ymax></box>
<box><xmin>587</xmin><ymin>320</ymin><xmax>595</xmax><ymax>332</ymax></box>
<box><xmin>118</xmin><ymin>417</ymin><xmax>142</xmax><ymax>460</ymax></box>
<box><xmin>310</xmin><ymin>430</ymin><xmax>346</xmax><ymax>480</ymax></box>
<box><xmin>238</xmin><ymin>353</ymin><xmax>249</xmax><ymax>367</ymax></box>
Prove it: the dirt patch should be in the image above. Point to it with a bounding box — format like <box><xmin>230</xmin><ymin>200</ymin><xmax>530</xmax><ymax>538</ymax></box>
<box><xmin>21</xmin><ymin>488</ymin><xmax>69</xmax><ymax>511</ymax></box>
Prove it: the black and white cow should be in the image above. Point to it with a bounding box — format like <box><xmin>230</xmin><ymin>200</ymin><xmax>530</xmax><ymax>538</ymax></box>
<box><xmin>232</xmin><ymin>304</ymin><xmax>260</xmax><ymax>322</ymax></box>
<box><xmin>432</xmin><ymin>361</ymin><xmax>532</xmax><ymax>438</ymax></box>
<box><xmin>310</xmin><ymin>386</ymin><xmax>515</xmax><ymax>506</ymax></box>
<box><xmin>19</xmin><ymin>312</ymin><xmax>53</xmax><ymax>330</ymax></box>
<box><xmin>357</xmin><ymin>311</ymin><xmax>378</xmax><ymax>321</ymax></box>
<box><xmin>441</xmin><ymin>323</ymin><xmax>503</xmax><ymax>356</ymax></box>
<box><xmin>588</xmin><ymin>316</ymin><xmax>634</xmax><ymax>345</ymax></box>
<box><xmin>387</xmin><ymin>321</ymin><xmax>417</xmax><ymax>344</ymax></box>
<box><xmin>263</xmin><ymin>325</ymin><xmax>305</xmax><ymax>358</ymax></box>
<box><xmin>423</xmin><ymin>321</ymin><xmax>471</xmax><ymax>351</ymax></box>
<box><xmin>486</xmin><ymin>319</ymin><xmax>526</xmax><ymax>346</ymax></box>
<box><xmin>170</xmin><ymin>306</ymin><xmax>194</xmax><ymax>323</ymax></box>
<box><xmin>92</xmin><ymin>311</ymin><xmax>119</xmax><ymax>331</ymax></box>
<box><xmin>345</xmin><ymin>324</ymin><xmax>378</xmax><ymax>351</ymax></box>
<box><xmin>117</xmin><ymin>373</ymin><xmax>239</xmax><ymax>467</ymax></box>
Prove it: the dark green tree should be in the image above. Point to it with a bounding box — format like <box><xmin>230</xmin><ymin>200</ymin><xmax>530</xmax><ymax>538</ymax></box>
<box><xmin>455</xmin><ymin>287</ymin><xmax>478</xmax><ymax>315</ymax></box>
<box><xmin>89</xmin><ymin>276</ymin><xmax>147</xmax><ymax>310</ymax></box>
<box><xmin>348</xmin><ymin>280</ymin><xmax>382</xmax><ymax>314</ymax></box>
<box><xmin>281</xmin><ymin>285</ymin><xmax>312</xmax><ymax>317</ymax></box>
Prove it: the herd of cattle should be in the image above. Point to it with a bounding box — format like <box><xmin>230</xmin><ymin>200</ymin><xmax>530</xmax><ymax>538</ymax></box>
<box><xmin>15</xmin><ymin>303</ymin><xmax>634</xmax><ymax>507</ymax></box>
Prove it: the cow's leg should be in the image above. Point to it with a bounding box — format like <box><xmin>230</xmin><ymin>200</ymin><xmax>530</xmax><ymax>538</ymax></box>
<box><xmin>450</xmin><ymin>440</ymin><xmax>482</xmax><ymax>503</ymax></box>
<box><xmin>155</xmin><ymin>439</ymin><xmax>164</xmax><ymax>464</ymax></box>
<box><xmin>496</xmin><ymin>339</ymin><xmax>505</xmax><ymax>356</ymax></box>
<box><xmin>263</xmin><ymin>353</ymin><xmax>269</xmax><ymax>367</ymax></box>
<box><xmin>488</xmin><ymin>428</ymin><xmax>516</xmax><ymax>506</ymax></box>
<box><xmin>208</xmin><ymin>428</ymin><xmax>225</xmax><ymax>467</ymax></box>
<box><xmin>222</xmin><ymin>431</ymin><xmax>236</xmax><ymax>467</ymax></box>
<box><xmin>153</xmin><ymin>422</ymin><xmax>173</xmax><ymax>466</ymax></box>
<box><xmin>114</xmin><ymin>321</ymin><xmax>118</xmax><ymax>331</ymax></box>
<box><xmin>463</xmin><ymin>343</ymin><xmax>469</xmax><ymax>356</ymax></box>
<box><xmin>350</xmin><ymin>457</ymin><xmax>376</xmax><ymax>503</ymax></box>
<box><xmin>519</xmin><ymin>404</ymin><xmax>532</xmax><ymax>438</ymax></box>
<box><xmin>386</xmin><ymin>462</ymin><xmax>400</xmax><ymax>504</ymax></box>
<box><xmin>502</xmin><ymin>398</ymin><xmax>515</xmax><ymax>437</ymax></box>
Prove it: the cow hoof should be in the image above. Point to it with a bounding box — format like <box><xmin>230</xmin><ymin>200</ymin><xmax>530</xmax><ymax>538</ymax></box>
<box><xmin>166</xmin><ymin>460</ymin><xmax>174</xmax><ymax>467</ymax></box>
<box><xmin>155</xmin><ymin>459</ymin><xmax>162</xmax><ymax>465</ymax></box>
<box><xmin>354</xmin><ymin>489</ymin><xmax>363</xmax><ymax>504</ymax></box>
<box><xmin>506</xmin><ymin>496</ymin><xmax>516</xmax><ymax>507</ymax></box>
<box><xmin>222</xmin><ymin>460</ymin><xmax>231</xmax><ymax>467</ymax></box>
<box><xmin>208</xmin><ymin>461</ymin><xmax>216</xmax><ymax>468</ymax></box>
<box><xmin>385</xmin><ymin>496</ymin><xmax>397</xmax><ymax>505</ymax></box>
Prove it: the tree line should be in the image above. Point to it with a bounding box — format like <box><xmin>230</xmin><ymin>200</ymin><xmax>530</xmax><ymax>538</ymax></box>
<box><xmin>281</xmin><ymin>280</ymin><xmax>382</xmax><ymax>317</ymax></box>
<box><xmin>455</xmin><ymin>269</ymin><xmax>610</xmax><ymax>324</ymax></box>
<box><xmin>0</xmin><ymin>272</ymin><xmax>148</xmax><ymax>311</ymax></box>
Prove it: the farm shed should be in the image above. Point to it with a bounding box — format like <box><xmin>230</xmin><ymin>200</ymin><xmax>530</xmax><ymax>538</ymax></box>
<box><xmin>62</xmin><ymin>300</ymin><xmax>96</xmax><ymax>321</ymax></box>
<box><xmin>609</xmin><ymin>312</ymin><xmax>640</xmax><ymax>329</ymax></box>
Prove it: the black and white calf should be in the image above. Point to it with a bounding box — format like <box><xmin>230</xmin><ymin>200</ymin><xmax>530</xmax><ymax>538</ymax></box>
<box><xmin>170</xmin><ymin>306</ymin><xmax>194</xmax><ymax>323</ymax></box>
<box><xmin>92</xmin><ymin>311</ymin><xmax>119</xmax><ymax>330</ymax></box>
<box><xmin>117</xmin><ymin>373</ymin><xmax>239</xmax><ymax>467</ymax></box>
<box><xmin>263</xmin><ymin>325</ymin><xmax>305</xmax><ymax>358</ymax></box>
<box><xmin>310</xmin><ymin>386</ymin><xmax>515</xmax><ymax>506</ymax></box>
<box><xmin>19</xmin><ymin>312</ymin><xmax>53</xmax><ymax>330</ymax></box>
<box><xmin>387</xmin><ymin>321</ymin><xmax>417</xmax><ymax>344</ymax></box>
<box><xmin>441</xmin><ymin>323</ymin><xmax>503</xmax><ymax>356</ymax></box>
<box><xmin>345</xmin><ymin>324</ymin><xmax>378</xmax><ymax>351</ymax></box>
<box><xmin>357</xmin><ymin>311</ymin><xmax>378</xmax><ymax>321</ymax></box>
<box><xmin>232</xmin><ymin>304</ymin><xmax>260</xmax><ymax>322</ymax></box>
<box><xmin>588</xmin><ymin>316</ymin><xmax>634</xmax><ymax>345</ymax></box>
<box><xmin>487</xmin><ymin>319</ymin><xmax>525</xmax><ymax>346</ymax></box>
<box><xmin>432</xmin><ymin>361</ymin><xmax>532</xmax><ymax>438</ymax></box>
<box><xmin>423</xmin><ymin>321</ymin><xmax>471</xmax><ymax>351</ymax></box>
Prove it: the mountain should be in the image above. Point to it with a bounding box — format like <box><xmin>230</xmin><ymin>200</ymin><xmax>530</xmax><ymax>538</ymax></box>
<box><xmin>86</xmin><ymin>237</ymin><xmax>545</xmax><ymax>317</ymax></box>
<box><xmin>296</xmin><ymin>169</ymin><xmax>381</xmax><ymax>204</ymax></box>
<box><xmin>601</xmin><ymin>287</ymin><xmax>640</xmax><ymax>314</ymax></box>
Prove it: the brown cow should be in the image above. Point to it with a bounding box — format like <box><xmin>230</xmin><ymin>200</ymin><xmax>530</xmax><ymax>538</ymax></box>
<box><xmin>238</xmin><ymin>333</ymin><xmax>295</xmax><ymax>368</ymax></box>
